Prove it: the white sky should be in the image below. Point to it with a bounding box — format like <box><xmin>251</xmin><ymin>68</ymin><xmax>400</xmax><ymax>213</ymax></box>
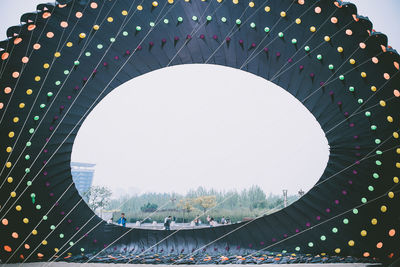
<box><xmin>0</xmin><ymin>1</ymin><xmax>399</xmax><ymax>197</ymax></box>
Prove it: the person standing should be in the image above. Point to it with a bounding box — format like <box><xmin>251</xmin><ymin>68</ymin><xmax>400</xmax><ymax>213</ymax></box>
<box><xmin>164</xmin><ymin>215</ymin><xmax>172</xmax><ymax>230</ymax></box>
<box><xmin>117</xmin><ymin>213</ymin><xmax>127</xmax><ymax>227</ymax></box>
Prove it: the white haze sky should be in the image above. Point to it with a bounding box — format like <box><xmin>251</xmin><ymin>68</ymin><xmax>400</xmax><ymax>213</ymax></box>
<box><xmin>1</xmin><ymin>1</ymin><xmax>399</xmax><ymax>197</ymax></box>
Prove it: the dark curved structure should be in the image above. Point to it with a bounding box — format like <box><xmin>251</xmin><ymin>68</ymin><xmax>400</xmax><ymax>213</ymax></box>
<box><xmin>0</xmin><ymin>0</ymin><xmax>399</xmax><ymax>264</ymax></box>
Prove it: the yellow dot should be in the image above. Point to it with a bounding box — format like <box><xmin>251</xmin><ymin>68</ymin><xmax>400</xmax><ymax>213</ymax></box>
<box><xmin>79</xmin><ymin>33</ymin><xmax>86</xmax><ymax>39</ymax></box>
<box><xmin>295</xmin><ymin>18</ymin><xmax>301</xmax><ymax>24</ymax></box>
<box><xmin>93</xmin><ymin>25</ymin><xmax>100</xmax><ymax>31</ymax></box>
<box><xmin>233</xmin><ymin>0</ymin><xmax>238</xmax><ymax>4</ymax></box>
<box><xmin>121</xmin><ymin>10</ymin><xmax>128</xmax><ymax>15</ymax></box>
<box><xmin>387</xmin><ymin>116</ymin><xmax>393</xmax><ymax>123</ymax></box>
<box><xmin>10</xmin><ymin>192</ymin><xmax>16</xmax><ymax>197</ymax></box>
<box><xmin>371</xmin><ymin>218</ymin><xmax>378</xmax><ymax>225</ymax></box>
<box><xmin>6</xmin><ymin>147</ymin><xmax>12</xmax><ymax>153</ymax></box>
<box><xmin>264</xmin><ymin>6</ymin><xmax>270</xmax><ymax>12</ymax></box>
<box><xmin>379</xmin><ymin>100</ymin><xmax>386</xmax><ymax>107</ymax></box>
<box><xmin>66</xmin><ymin>42</ymin><xmax>73</xmax><ymax>47</ymax></box>
<box><xmin>361</xmin><ymin>230</ymin><xmax>367</xmax><ymax>237</ymax></box>
<box><xmin>394</xmin><ymin>177</ymin><xmax>399</xmax><ymax>183</ymax></box>
<box><xmin>310</xmin><ymin>26</ymin><xmax>316</xmax><ymax>32</ymax></box>
<box><xmin>249</xmin><ymin>2</ymin><xmax>254</xmax><ymax>7</ymax></box>
<box><xmin>381</xmin><ymin>206</ymin><xmax>387</xmax><ymax>212</ymax></box>
<box><xmin>107</xmin><ymin>17</ymin><xmax>113</xmax><ymax>22</ymax></box>
<box><xmin>137</xmin><ymin>5</ymin><xmax>143</xmax><ymax>10</ymax></box>
<box><xmin>349</xmin><ymin>59</ymin><xmax>356</xmax><ymax>64</ymax></box>
<box><xmin>8</xmin><ymin>132</ymin><xmax>15</xmax><ymax>138</ymax></box>
<box><xmin>337</xmin><ymin>46</ymin><xmax>343</xmax><ymax>53</ymax></box>
<box><xmin>388</xmin><ymin>192</ymin><xmax>394</xmax><ymax>198</ymax></box>
<box><xmin>280</xmin><ymin>11</ymin><xmax>286</xmax><ymax>17</ymax></box>
<box><xmin>34</xmin><ymin>76</ymin><xmax>41</xmax><ymax>82</ymax></box>
<box><xmin>42</xmin><ymin>240</ymin><xmax>47</xmax><ymax>245</ymax></box>
<box><xmin>335</xmin><ymin>248</ymin><xmax>341</xmax><ymax>253</ymax></box>
<box><xmin>397</xmin><ymin>149</ymin><xmax>400</xmax><ymax>154</ymax></box>
<box><xmin>19</xmin><ymin>103</ymin><xmax>25</xmax><ymax>108</ymax></box>
<box><xmin>5</xmin><ymin>162</ymin><xmax>11</xmax><ymax>168</ymax></box>
<box><xmin>13</xmin><ymin>117</ymin><xmax>19</xmax><ymax>123</ymax></box>
<box><xmin>7</xmin><ymin>177</ymin><xmax>13</xmax><ymax>183</ymax></box>
<box><xmin>16</xmin><ymin>205</ymin><xmax>22</xmax><ymax>211</ymax></box>
<box><xmin>371</xmin><ymin>85</ymin><xmax>377</xmax><ymax>92</ymax></box>
<box><xmin>393</xmin><ymin>133</ymin><xmax>399</xmax><ymax>139</ymax></box>
<box><xmin>168</xmin><ymin>0</ymin><xmax>174</xmax><ymax>3</ymax></box>
<box><xmin>54</xmin><ymin>52</ymin><xmax>61</xmax><ymax>57</ymax></box>
<box><xmin>26</xmin><ymin>89</ymin><xmax>33</xmax><ymax>95</ymax></box>
<box><xmin>23</xmin><ymin>218</ymin><xmax>29</xmax><ymax>224</ymax></box>
<box><xmin>361</xmin><ymin>72</ymin><xmax>367</xmax><ymax>78</ymax></box>
<box><xmin>324</xmin><ymin>36</ymin><xmax>330</xmax><ymax>42</ymax></box>
<box><xmin>54</xmin><ymin>248</ymin><xmax>59</xmax><ymax>252</ymax></box>
<box><xmin>43</xmin><ymin>63</ymin><xmax>50</xmax><ymax>69</ymax></box>
<box><xmin>152</xmin><ymin>1</ymin><xmax>158</xmax><ymax>7</ymax></box>
<box><xmin>348</xmin><ymin>240</ymin><xmax>355</xmax><ymax>247</ymax></box>
<box><xmin>32</xmin><ymin>229</ymin><xmax>38</xmax><ymax>235</ymax></box>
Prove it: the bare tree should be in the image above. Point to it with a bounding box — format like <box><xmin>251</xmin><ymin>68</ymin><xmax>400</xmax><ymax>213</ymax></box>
<box><xmin>86</xmin><ymin>186</ymin><xmax>112</xmax><ymax>215</ymax></box>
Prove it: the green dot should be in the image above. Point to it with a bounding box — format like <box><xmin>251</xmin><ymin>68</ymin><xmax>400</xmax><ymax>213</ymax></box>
<box><xmin>27</xmin><ymin>181</ymin><xmax>32</xmax><ymax>186</ymax></box>
<box><xmin>365</xmin><ymin>111</ymin><xmax>371</xmax><ymax>117</ymax></box>
<box><xmin>25</xmin><ymin>168</ymin><xmax>30</xmax><ymax>173</ymax></box>
<box><xmin>47</xmin><ymin>92</ymin><xmax>53</xmax><ymax>97</ymax></box>
<box><xmin>317</xmin><ymin>54</ymin><xmax>322</xmax><ymax>60</ymax></box>
<box><xmin>40</xmin><ymin>104</ymin><xmax>46</xmax><ymax>108</ymax></box>
<box><xmin>221</xmin><ymin>17</ymin><xmax>227</xmax><ymax>23</ymax></box>
<box><xmin>136</xmin><ymin>26</ymin><xmax>141</xmax><ymax>31</ymax></box>
<box><xmin>361</xmin><ymin>197</ymin><xmax>367</xmax><ymax>203</ymax></box>
<box><xmin>278</xmin><ymin>32</ymin><xmax>284</xmax><ymax>38</ymax></box>
<box><xmin>353</xmin><ymin>209</ymin><xmax>358</xmax><ymax>214</ymax></box>
<box><xmin>236</xmin><ymin>19</ymin><xmax>241</xmax><ymax>25</ymax></box>
<box><xmin>375</xmin><ymin>139</ymin><xmax>381</xmax><ymax>144</ymax></box>
<box><xmin>349</xmin><ymin>86</ymin><xmax>355</xmax><ymax>92</ymax></box>
<box><xmin>358</xmin><ymin>99</ymin><xmax>363</xmax><ymax>104</ymax></box>
<box><xmin>192</xmin><ymin>16</ymin><xmax>197</xmax><ymax>21</ymax></box>
<box><xmin>308</xmin><ymin>242</ymin><xmax>313</xmax><ymax>247</ymax></box>
<box><xmin>304</xmin><ymin>46</ymin><xmax>310</xmax><ymax>52</ymax></box>
<box><xmin>373</xmin><ymin>173</ymin><xmax>379</xmax><ymax>179</ymax></box>
<box><xmin>291</xmin><ymin>39</ymin><xmax>297</xmax><ymax>44</ymax></box>
<box><xmin>50</xmin><ymin>225</ymin><xmax>55</xmax><ymax>230</ymax></box>
<box><xmin>85</xmin><ymin>51</ymin><xmax>91</xmax><ymax>56</ymax></box>
<box><xmin>36</xmin><ymin>205</ymin><xmax>41</xmax><ymax>210</ymax></box>
<box><xmin>97</xmin><ymin>44</ymin><xmax>103</xmax><ymax>49</ymax></box>
<box><xmin>60</xmin><ymin>234</ymin><xmax>64</xmax><ymax>238</ymax></box>
<box><xmin>43</xmin><ymin>215</ymin><xmax>48</xmax><ymax>220</ymax></box>
<box><xmin>339</xmin><ymin>75</ymin><xmax>345</xmax><ymax>80</ymax></box>
<box><xmin>282</xmin><ymin>250</ymin><xmax>287</xmax><ymax>253</ymax></box>
<box><xmin>74</xmin><ymin>60</ymin><xmax>80</xmax><ymax>66</ymax></box>
<box><xmin>376</xmin><ymin>150</ymin><xmax>382</xmax><ymax>155</ymax></box>
<box><xmin>206</xmin><ymin>15</ymin><xmax>212</xmax><ymax>21</ymax></box>
<box><xmin>80</xmin><ymin>248</ymin><xmax>85</xmax><ymax>252</ymax></box>
<box><xmin>250</xmin><ymin>22</ymin><xmax>256</xmax><ymax>28</ymax></box>
<box><xmin>178</xmin><ymin>16</ymin><xmax>183</xmax><ymax>22</ymax></box>
<box><xmin>320</xmin><ymin>235</ymin><xmax>326</xmax><ymax>241</ymax></box>
<box><xmin>295</xmin><ymin>247</ymin><xmax>300</xmax><ymax>251</ymax></box>
<box><xmin>55</xmin><ymin>81</ymin><xmax>61</xmax><ymax>86</ymax></box>
<box><xmin>328</xmin><ymin>64</ymin><xmax>334</xmax><ymax>70</ymax></box>
<box><xmin>375</xmin><ymin>160</ymin><xmax>382</xmax><ymax>166</ymax></box>
<box><xmin>149</xmin><ymin>22</ymin><xmax>155</xmax><ymax>27</ymax></box>
<box><xmin>110</xmin><ymin>37</ymin><xmax>115</xmax><ymax>42</ymax></box>
<box><xmin>26</xmin><ymin>142</ymin><xmax>32</xmax><ymax>147</ymax></box>
<box><xmin>332</xmin><ymin>227</ymin><xmax>338</xmax><ymax>233</ymax></box>
<box><xmin>264</xmin><ymin>27</ymin><xmax>270</xmax><ymax>33</ymax></box>
<box><xmin>34</xmin><ymin>116</ymin><xmax>39</xmax><ymax>121</ymax></box>
<box><xmin>30</xmin><ymin>193</ymin><xmax>36</xmax><ymax>198</ymax></box>
<box><xmin>368</xmin><ymin>186</ymin><xmax>374</xmax><ymax>191</ymax></box>
<box><xmin>69</xmin><ymin>242</ymin><xmax>74</xmax><ymax>246</ymax></box>
<box><xmin>122</xmin><ymin>31</ymin><xmax>128</xmax><ymax>36</ymax></box>
<box><xmin>371</xmin><ymin>125</ymin><xmax>377</xmax><ymax>130</ymax></box>
<box><xmin>25</xmin><ymin>155</ymin><xmax>30</xmax><ymax>160</ymax></box>
<box><xmin>29</xmin><ymin>128</ymin><xmax>34</xmax><ymax>134</ymax></box>
<box><xmin>64</xmin><ymin>70</ymin><xmax>70</xmax><ymax>75</ymax></box>
<box><xmin>343</xmin><ymin>218</ymin><xmax>349</xmax><ymax>224</ymax></box>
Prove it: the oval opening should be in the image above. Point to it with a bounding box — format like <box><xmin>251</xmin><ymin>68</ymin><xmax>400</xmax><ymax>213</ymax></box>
<box><xmin>71</xmin><ymin>64</ymin><xmax>330</xmax><ymax>228</ymax></box>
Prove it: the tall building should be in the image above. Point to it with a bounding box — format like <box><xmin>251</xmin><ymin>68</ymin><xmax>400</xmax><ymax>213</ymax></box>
<box><xmin>71</xmin><ymin>162</ymin><xmax>96</xmax><ymax>202</ymax></box>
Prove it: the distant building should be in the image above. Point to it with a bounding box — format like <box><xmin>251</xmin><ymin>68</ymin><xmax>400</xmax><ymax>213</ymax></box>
<box><xmin>71</xmin><ymin>162</ymin><xmax>96</xmax><ymax>202</ymax></box>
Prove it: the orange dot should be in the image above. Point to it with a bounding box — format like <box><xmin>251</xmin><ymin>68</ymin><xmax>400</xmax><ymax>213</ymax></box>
<box><xmin>28</xmin><ymin>24</ymin><xmax>36</xmax><ymax>31</ymax></box>
<box><xmin>90</xmin><ymin>2</ymin><xmax>98</xmax><ymax>8</ymax></box>
<box><xmin>4</xmin><ymin>87</ymin><xmax>12</xmax><ymax>94</ymax></box>
<box><xmin>346</xmin><ymin>29</ymin><xmax>353</xmax><ymax>35</ymax></box>
<box><xmin>12</xmin><ymin>232</ymin><xmax>18</xmax><ymax>239</ymax></box>
<box><xmin>359</xmin><ymin>42</ymin><xmax>366</xmax><ymax>49</ymax></box>
<box><xmin>60</xmin><ymin>21</ymin><xmax>68</xmax><ymax>28</ymax></box>
<box><xmin>372</xmin><ymin>57</ymin><xmax>379</xmax><ymax>64</ymax></box>
<box><xmin>394</xmin><ymin>90</ymin><xmax>400</xmax><ymax>97</ymax></box>
<box><xmin>14</xmin><ymin>38</ymin><xmax>22</xmax><ymax>45</ymax></box>
<box><xmin>363</xmin><ymin>252</ymin><xmax>370</xmax><ymax>257</ymax></box>
<box><xmin>0</xmin><ymin>103</ymin><xmax>3</xmax><ymax>109</ymax></box>
<box><xmin>384</xmin><ymin>73</ymin><xmax>390</xmax><ymax>80</ymax></box>
<box><xmin>4</xmin><ymin>245</ymin><xmax>12</xmax><ymax>252</ymax></box>
<box><xmin>37</xmin><ymin>253</ymin><xmax>44</xmax><ymax>258</ymax></box>
<box><xmin>331</xmin><ymin>17</ymin><xmax>338</xmax><ymax>23</ymax></box>
<box><xmin>24</xmin><ymin>244</ymin><xmax>30</xmax><ymax>249</ymax></box>
<box><xmin>315</xmin><ymin>7</ymin><xmax>321</xmax><ymax>13</ymax></box>
<box><xmin>2</xmin><ymin>218</ymin><xmax>8</xmax><ymax>225</ymax></box>
<box><xmin>42</xmin><ymin>12</ymin><xmax>51</xmax><ymax>19</ymax></box>
<box><xmin>1</xmin><ymin>52</ymin><xmax>9</xmax><ymax>60</ymax></box>
<box><xmin>377</xmin><ymin>242</ymin><xmax>383</xmax><ymax>249</ymax></box>
<box><xmin>22</xmin><ymin>56</ymin><xmax>29</xmax><ymax>63</ymax></box>
<box><xmin>389</xmin><ymin>229</ymin><xmax>396</xmax><ymax>237</ymax></box>
<box><xmin>46</xmin><ymin>32</ymin><xmax>54</xmax><ymax>38</ymax></box>
<box><xmin>76</xmin><ymin>12</ymin><xmax>83</xmax><ymax>18</ymax></box>
<box><xmin>395</xmin><ymin>62</ymin><xmax>399</xmax><ymax>70</ymax></box>
<box><xmin>298</xmin><ymin>0</ymin><xmax>304</xmax><ymax>4</ymax></box>
<box><xmin>12</xmin><ymin>72</ymin><xmax>19</xmax><ymax>78</ymax></box>
<box><xmin>33</xmin><ymin>43</ymin><xmax>41</xmax><ymax>50</ymax></box>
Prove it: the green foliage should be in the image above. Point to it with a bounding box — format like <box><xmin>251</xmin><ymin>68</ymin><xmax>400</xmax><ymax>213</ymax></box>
<box><xmin>86</xmin><ymin>185</ymin><xmax>112</xmax><ymax>212</ymax></box>
<box><xmin>140</xmin><ymin>202</ymin><xmax>158</xmax><ymax>212</ymax></box>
